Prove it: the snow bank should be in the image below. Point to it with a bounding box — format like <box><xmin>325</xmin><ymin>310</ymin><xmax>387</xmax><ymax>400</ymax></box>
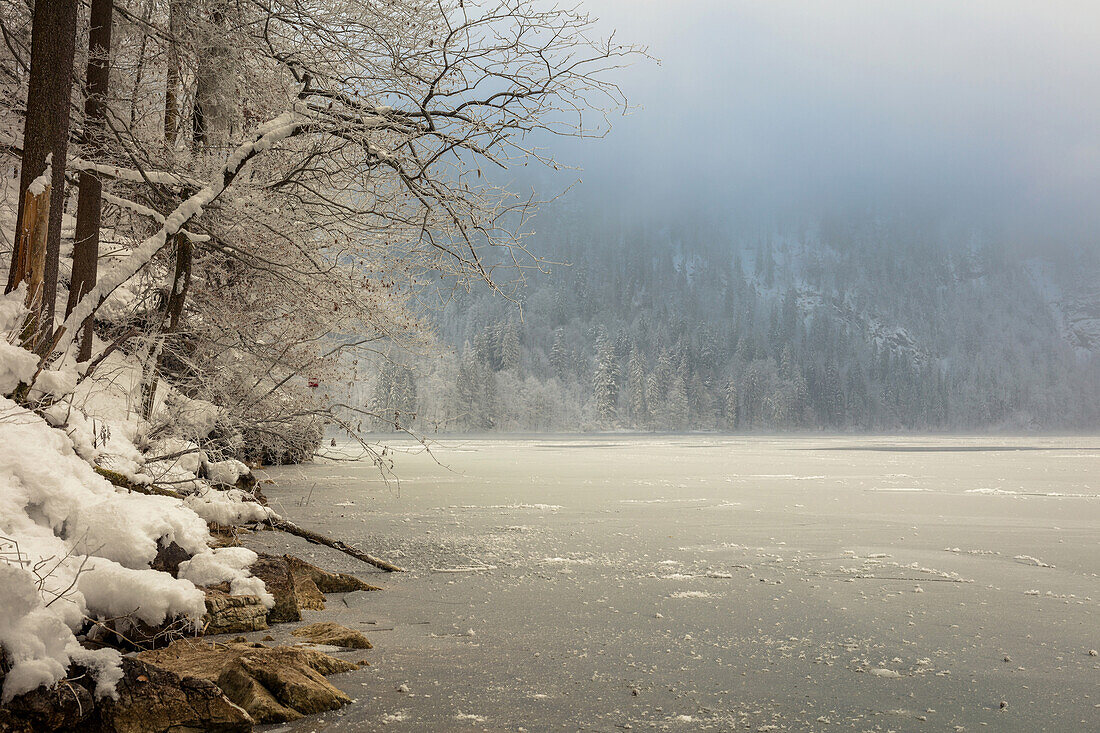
<box><xmin>0</xmin><ymin>292</ymin><xmax>278</xmax><ymax>702</ymax></box>
<box><xmin>0</xmin><ymin>396</ymin><xmax>217</xmax><ymax>699</ymax></box>
<box><xmin>0</xmin><ymin>394</ymin><xmax>273</xmax><ymax>700</ymax></box>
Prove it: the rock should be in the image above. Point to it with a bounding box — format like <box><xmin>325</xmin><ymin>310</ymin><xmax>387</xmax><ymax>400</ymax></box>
<box><xmin>0</xmin><ymin>679</ymin><xmax>94</xmax><ymax>731</ymax></box>
<box><xmin>249</xmin><ymin>555</ymin><xmax>301</xmax><ymax>624</ymax></box>
<box><xmin>220</xmin><ymin>651</ymin><xmax>350</xmax><ymax>720</ymax></box>
<box><xmin>214</xmin><ymin>661</ymin><xmax>301</xmax><ymax>723</ymax></box>
<box><xmin>151</xmin><ymin>539</ymin><xmax>191</xmax><ymax>577</ymax></box>
<box><xmin>137</xmin><ymin>640</ymin><xmax>356</xmax><ymax>724</ymax></box>
<box><xmin>290</xmin><ymin>622</ymin><xmax>372</xmax><ymax>650</ymax></box>
<box><xmin>293</xmin><ymin>574</ymin><xmax>326</xmax><ymax>611</ymax></box>
<box><xmin>96</xmin><ymin>657</ymin><xmax>252</xmax><ymax>733</ymax></box>
<box><xmin>235</xmin><ymin>471</ymin><xmax>258</xmax><ymax>493</ymax></box>
<box><xmin>284</xmin><ymin>555</ymin><xmax>381</xmax><ymax>594</ymax></box>
<box><xmin>203</xmin><ymin>588</ymin><xmax>268</xmax><ymax>635</ymax></box>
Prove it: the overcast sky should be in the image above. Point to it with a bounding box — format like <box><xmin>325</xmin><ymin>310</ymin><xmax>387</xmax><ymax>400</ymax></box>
<box><xmin>535</xmin><ymin>1</ymin><xmax>1100</xmax><ymax>247</ymax></box>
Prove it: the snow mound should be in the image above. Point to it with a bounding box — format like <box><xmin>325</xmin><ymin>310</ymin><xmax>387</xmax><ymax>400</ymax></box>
<box><xmin>184</xmin><ymin>485</ymin><xmax>276</xmax><ymax>525</ymax></box>
<box><xmin>0</xmin><ymin>561</ymin><xmax>122</xmax><ymax>703</ymax></box>
<box><xmin>178</xmin><ymin>547</ymin><xmax>274</xmax><ymax>608</ymax></box>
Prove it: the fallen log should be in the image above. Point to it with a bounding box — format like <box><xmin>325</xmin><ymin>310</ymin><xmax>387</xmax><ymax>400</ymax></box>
<box><xmin>94</xmin><ymin>466</ymin><xmax>404</xmax><ymax>573</ymax></box>
<box><xmin>269</xmin><ymin>518</ymin><xmax>405</xmax><ymax>573</ymax></box>
<box><xmin>94</xmin><ymin>466</ymin><xmax>184</xmax><ymax>498</ymax></box>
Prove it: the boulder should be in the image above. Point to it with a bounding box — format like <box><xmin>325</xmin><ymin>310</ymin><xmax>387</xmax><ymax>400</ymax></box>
<box><xmin>217</xmin><ymin>652</ymin><xmax>349</xmax><ymax>722</ymax></box>
<box><xmin>290</xmin><ymin>622</ymin><xmax>372</xmax><ymax>650</ymax></box>
<box><xmin>95</xmin><ymin>657</ymin><xmax>252</xmax><ymax>733</ymax></box>
<box><xmin>249</xmin><ymin>555</ymin><xmax>301</xmax><ymax>624</ymax></box>
<box><xmin>137</xmin><ymin>640</ymin><xmax>356</xmax><ymax>724</ymax></box>
<box><xmin>203</xmin><ymin>589</ymin><xmax>268</xmax><ymax>635</ymax></box>
<box><xmin>285</xmin><ymin>555</ymin><xmax>381</xmax><ymax>594</ymax></box>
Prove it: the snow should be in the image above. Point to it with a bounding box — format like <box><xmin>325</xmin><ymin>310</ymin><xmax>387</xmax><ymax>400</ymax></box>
<box><xmin>0</xmin><ymin>321</ymin><xmax>276</xmax><ymax>701</ymax></box>
<box><xmin>26</xmin><ymin>153</ymin><xmax>51</xmax><ymax>196</ymax></box>
<box><xmin>0</xmin><ymin>291</ymin><xmax>38</xmax><ymax>393</ymax></box>
<box><xmin>206</xmin><ymin>458</ymin><xmax>249</xmax><ymax>486</ymax></box>
<box><xmin>867</xmin><ymin>668</ymin><xmax>903</xmax><ymax>678</ymax></box>
<box><xmin>184</xmin><ymin>486</ymin><xmax>276</xmax><ymax>525</ymax></box>
<box><xmin>0</xmin><ymin>340</ymin><xmax>38</xmax><ymax>393</ymax></box>
<box><xmin>0</xmin><ymin>394</ymin><xmax>221</xmax><ymax>699</ymax></box>
<box><xmin>31</xmin><ymin>366</ymin><xmax>77</xmax><ymax>399</ymax></box>
<box><xmin>178</xmin><ymin>547</ymin><xmax>274</xmax><ymax>608</ymax></box>
<box><xmin>0</xmin><ymin>563</ymin><xmax>122</xmax><ymax>703</ymax></box>
<box><xmin>78</xmin><ymin>559</ymin><xmax>206</xmax><ymax>626</ymax></box>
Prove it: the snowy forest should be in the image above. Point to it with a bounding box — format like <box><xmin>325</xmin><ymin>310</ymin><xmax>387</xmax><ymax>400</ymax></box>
<box><xmin>360</xmin><ymin>205</ymin><xmax>1100</xmax><ymax>433</ymax></box>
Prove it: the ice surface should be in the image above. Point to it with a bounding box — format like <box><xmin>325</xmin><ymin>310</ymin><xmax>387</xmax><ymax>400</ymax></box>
<box><xmin>253</xmin><ymin>435</ymin><xmax>1100</xmax><ymax>732</ymax></box>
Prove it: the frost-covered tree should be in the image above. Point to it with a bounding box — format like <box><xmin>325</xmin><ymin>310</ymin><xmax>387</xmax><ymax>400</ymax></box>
<box><xmin>0</xmin><ymin>0</ymin><xmax>639</xmax><ymax>458</ymax></box>
<box><xmin>500</xmin><ymin>322</ymin><xmax>521</xmax><ymax>372</ymax></box>
<box><xmin>592</xmin><ymin>334</ymin><xmax>620</xmax><ymax>425</ymax></box>
<box><xmin>627</xmin><ymin>346</ymin><xmax>648</xmax><ymax>427</ymax></box>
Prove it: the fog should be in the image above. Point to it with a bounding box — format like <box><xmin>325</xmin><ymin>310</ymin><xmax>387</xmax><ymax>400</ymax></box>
<box><xmin>536</xmin><ymin>1</ymin><xmax>1100</xmax><ymax>248</ymax></box>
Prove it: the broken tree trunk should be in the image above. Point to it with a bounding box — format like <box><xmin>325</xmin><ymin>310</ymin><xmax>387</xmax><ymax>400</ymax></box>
<box><xmin>269</xmin><ymin>518</ymin><xmax>405</xmax><ymax>573</ymax></box>
<box><xmin>14</xmin><ymin>184</ymin><xmax>52</xmax><ymax>353</ymax></box>
<box><xmin>5</xmin><ymin>0</ymin><xmax>79</xmax><ymax>355</ymax></box>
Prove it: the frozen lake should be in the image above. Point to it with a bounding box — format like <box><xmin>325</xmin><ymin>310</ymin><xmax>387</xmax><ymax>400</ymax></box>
<box><xmin>251</xmin><ymin>436</ymin><xmax>1100</xmax><ymax>731</ymax></box>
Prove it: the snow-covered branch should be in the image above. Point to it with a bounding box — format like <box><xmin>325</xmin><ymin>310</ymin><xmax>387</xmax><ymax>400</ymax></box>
<box><xmin>56</xmin><ymin>111</ymin><xmax>309</xmax><ymax>357</ymax></box>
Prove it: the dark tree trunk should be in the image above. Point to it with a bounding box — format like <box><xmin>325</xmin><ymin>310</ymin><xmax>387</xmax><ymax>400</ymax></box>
<box><xmin>140</xmin><ymin>234</ymin><xmax>192</xmax><ymax>420</ymax></box>
<box><xmin>164</xmin><ymin>234</ymin><xmax>193</xmax><ymax>333</ymax></box>
<box><xmin>68</xmin><ymin>0</ymin><xmax>113</xmax><ymax>362</ymax></box>
<box><xmin>6</xmin><ymin>0</ymin><xmax>78</xmax><ymax>355</ymax></box>
<box><xmin>163</xmin><ymin>0</ymin><xmax>181</xmax><ymax>144</ymax></box>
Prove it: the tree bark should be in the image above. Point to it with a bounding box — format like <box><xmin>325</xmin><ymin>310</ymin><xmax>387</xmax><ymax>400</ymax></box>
<box><xmin>6</xmin><ymin>0</ymin><xmax>79</xmax><ymax>356</ymax></box>
<box><xmin>68</xmin><ymin>0</ymin><xmax>113</xmax><ymax>362</ymax></box>
<box><xmin>192</xmin><ymin>1</ymin><xmax>236</xmax><ymax>151</ymax></box>
<box><xmin>140</xmin><ymin>233</ymin><xmax>192</xmax><ymax>420</ymax></box>
<box><xmin>163</xmin><ymin>0</ymin><xmax>182</xmax><ymax>145</ymax></box>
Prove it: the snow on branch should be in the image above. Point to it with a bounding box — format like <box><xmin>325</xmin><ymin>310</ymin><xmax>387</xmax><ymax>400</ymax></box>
<box><xmin>56</xmin><ymin>111</ymin><xmax>309</xmax><ymax>357</ymax></box>
<box><xmin>69</xmin><ymin>157</ymin><xmax>203</xmax><ymax>189</ymax></box>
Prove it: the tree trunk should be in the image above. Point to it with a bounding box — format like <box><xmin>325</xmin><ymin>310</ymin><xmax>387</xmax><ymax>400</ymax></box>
<box><xmin>192</xmin><ymin>1</ymin><xmax>236</xmax><ymax>152</ymax></box>
<box><xmin>163</xmin><ymin>0</ymin><xmax>182</xmax><ymax>145</ymax></box>
<box><xmin>68</xmin><ymin>0</ymin><xmax>113</xmax><ymax>362</ymax></box>
<box><xmin>140</xmin><ymin>234</ymin><xmax>192</xmax><ymax>420</ymax></box>
<box><xmin>6</xmin><ymin>0</ymin><xmax>79</xmax><ymax>356</ymax></box>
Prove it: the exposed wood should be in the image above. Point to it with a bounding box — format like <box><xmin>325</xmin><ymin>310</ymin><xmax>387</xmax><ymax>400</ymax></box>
<box><xmin>93</xmin><ymin>466</ymin><xmax>185</xmax><ymax>499</ymax></box>
<box><xmin>269</xmin><ymin>518</ymin><xmax>405</xmax><ymax>573</ymax></box>
<box><xmin>14</xmin><ymin>184</ymin><xmax>51</xmax><ymax>352</ymax></box>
